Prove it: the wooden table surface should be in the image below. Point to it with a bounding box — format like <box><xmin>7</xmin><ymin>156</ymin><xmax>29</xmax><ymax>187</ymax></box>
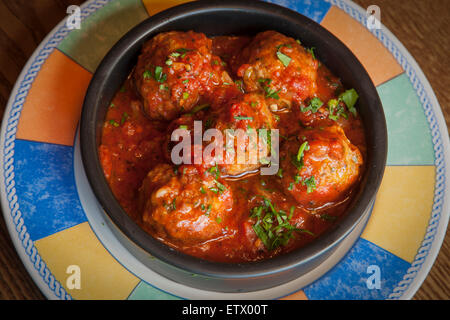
<box><xmin>0</xmin><ymin>0</ymin><xmax>448</xmax><ymax>300</ymax></box>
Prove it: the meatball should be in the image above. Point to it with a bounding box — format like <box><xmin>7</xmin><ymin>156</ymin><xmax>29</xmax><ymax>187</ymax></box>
<box><xmin>162</xmin><ymin>90</ymin><xmax>277</xmax><ymax>177</ymax></box>
<box><xmin>279</xmin><ymin>125</ymin><xmax>363</xmax><ymax>208</ymax></box>
<box><xmin>235</xmin><ymin>31</ymin><xmax>319</xmax><ymax>109</ymax></box>
<box><xmin>139</xmin><ymin>164</ymin><xmax>234</xmax><ymax>244</ymax></box>
<box><xmin>208</xmin><ymin>92</ymin><xmax>277</xmax><ymax>177</ymax></box>
<box><xmin>134</xmin><ymin>31</ymin><xmax>233</xmax><ymax>120</ymax></box>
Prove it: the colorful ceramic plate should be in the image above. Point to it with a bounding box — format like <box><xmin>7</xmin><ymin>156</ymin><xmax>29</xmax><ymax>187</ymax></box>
<box><xmin>1</xmin><ymin>0</ymin><xmax>449</xmax><ymax>300</ymax></box>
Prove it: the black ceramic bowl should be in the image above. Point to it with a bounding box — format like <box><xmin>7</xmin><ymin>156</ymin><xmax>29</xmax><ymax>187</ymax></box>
<box><xmin>80</xmin><ymin>0</ymin><xmax>387</xmax><ymax>293</ymax></box>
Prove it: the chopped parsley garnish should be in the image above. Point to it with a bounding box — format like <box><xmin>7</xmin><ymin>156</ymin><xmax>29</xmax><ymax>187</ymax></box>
<box><xmin>178</xmin><ymin>125</ymin><xmax>188</xmax><ymax>130</ymax></box>
<box><xmin>200</xmin><ymin>186</ymin><xmax>206</xmax><ymax>194</ymax></box>
<box><xmin>120</xmin><ymin>112</ymin><xmax>129</xmax><ymax>125</ymax></box>
<box><xmin>235</xmin><ymin>80</ymin><xmax>244</xmax><ymax>92</ymax></box>
<box><xmin>290</xmin><ymin>140</ymin><xmax>309</xmax><ymax>171</ymax></box>
<box><xmin>290</xmin><ymin>153</ymin><xmax>303</xmax><ymax>170</ymax></box>
<box><xmin>338</xmin><ymin>88</ymin><xmax>359</xmax><ymax>116</ymax></box>
<box><xmin>234</xmin><ymin>116</ymin><xmax>253</xmax><ymax>121</ymax></box>
<box><xmin>209</xmin><ymin>180</ymin><xmax>227</xmax><ymax>194</ymax></box>
<box><xmin>182</xmin><ymin>92</ymin><xmax>189</xmax><ymax>100</ymax></box>
<box><xmin>182</xmin><ymin>79</ymin><xmax>189</xmax><ymax>84</ymax></box>
<box><xmin>264</xmin><ymin>86</ymin><xmax>281</xmax><ymax>100</ymax></box>
<box><xmin>250</xmin><ymin>196</ymin><xmax>314</xmax><ymax>251</ymax></box>
<box><xmin>154</xmin><ymin>66</ymin><xmax>166</xmax><ymax>82</ymax></box>
<box><xmin>159</xmin><ymin>84</ymin><xmax>168</xmax><ymax>91</ymax></box>
<box><xmin>175</xmin><ymin>48</ymin><xmax>190</xmax><ymax>58</ymax></box>
<box><xmin>109</xmin><ymin>119</ymin><xmax>119</xmax><ymax>127</ymax></box>
<box><xmin>165</xmin><ymin>59</ymin><xmax>173</xmax><ymax>66</ymax></box>
<box><xmin>307</xmin><ymin>47</ymin><xmax>316</xmax><ymax>60</ymax></box>
<box><xmin>302</xmin><ymin>176</ymin><xmax>316</xmax><ymax>193</ymax></box>
<box><xmin>328</xmin><ymin>99</ymin><xmax>348</xmax><ymax>121</ymax></box>
<box><xmin>214</xmin><ymin>180</ymin><xmax>227</xmax><ymax>193</ymax></box>
<box><xmin>143</xmin><ymin>66</ymin><xmax>167</xmax><ymax>83</ymax></box>
<box><xmin>207</xmin><ymin>164</ymin><xmax>220</xmax><ymax>179</ymax></box>
<box><xmin>301</xmin><ymin>97</ymin><xmax>323</xmax><ymax>113</ymax></box>
<box><xmin>209</xmin><ymin>187</ymin><xmax>219</xmax><ymax>194</ymax></box>
<box><xmin>142</xmin><ymin>70</ymin><xmax>152</xmax><ymax>80</ymax></box>
<box><xmin>276</xmin><ymin>50</ymin><xmax>291</xmax><ymax>67</ymax></box>
<box><xmin>296</xmin><ymin>141</ymin><xmax>309</xmax><ymax>162</ymax></box>
<box><xmin>276</xmin><ymin>43</ymin><xmax>292</xmax><ymax>50</ymax></box>
<box><xmin>258</xmin><ymin>78</ymin><xmax>272</xmax><ymax>85</ymax></box>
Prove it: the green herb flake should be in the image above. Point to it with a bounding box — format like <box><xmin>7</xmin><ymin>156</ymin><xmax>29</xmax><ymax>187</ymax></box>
<box><xmin>250</xmin><ymin>196</ymin><xmax>314</xmax><ymax>251</ymax></box>
<box><xmin>120</xmin><ymin>112</ymin><xmax>129</xmax><ymax>125</ymax></box>
<box><xmin>327</xmin><ymin>98</ymin><xmax>348</xmax><ymax>121</ymax></box>
<box><xmin>302</xmin><ymin>176</ymin><xmax>316</xmax><ymax>193</ymax></box>
<box><xmin>339</xmin><ymin>88</ymin><xmax>359</xmax><ymax>116</ymax></box>
<box><xmin>109</xmin><ymin>119</ymin><xmax>119</xmax><ymax>127</ymax></box>
<box><xmin>143</xmin><ymin>70</ymin><xmax>152</xmax><ymax>80</ymax></box>
<box><xmin>207</xmin><ymin>164</ymin><xmax>220</xmax><ymax>179</ymax></box>
<box><xmin>264</xmin><ymin>86</ymin><xmax>281</xmax><ymax>100</ymax></box>
<box><xmin>154</xmin><ymin>66</ymin><xmax>164</xmax><ymax>81</ymax></box>
<box><xmin>215</xmin><ymin>180</ymin><xmax>227</xmax><ymax>193</ymax></box>
<box><xmin>296</xmin><ymin>141</ymin><xmax>309</xmax><ymax>162</ymax></box>
<box><xmin>234</xmin><ymin>115</ymin><xmax>253</xmax><ymax>121</ymax></box>
<box><xmin>182</xmin><ymin>92</ymin><xmax>189</xmax><ymax>100</ymax></box>
<box><xmin>258</xmin><ymin>78</ymin><xmax>272</xmax><ymax>85</ymax></box>
<box><xmin>276</xmin><ymin>50</ymin><xmax>291</xmax><ymax>67</ymax></box>
<box><xmin>307</xmin><ymin>47</ymin><xmax>316</xmax><ymax>60</ymax></box>
<box><xmin>175</xmin><ymin>48</ymin><xmax>190</xmax><ymax>58</ymax></box>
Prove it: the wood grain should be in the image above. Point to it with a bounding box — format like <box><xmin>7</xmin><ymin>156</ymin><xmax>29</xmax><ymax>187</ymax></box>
<box><xmin>0</xmin><ymin>0</ymin><xmax>448</xmax><ymax>300</ymax></box>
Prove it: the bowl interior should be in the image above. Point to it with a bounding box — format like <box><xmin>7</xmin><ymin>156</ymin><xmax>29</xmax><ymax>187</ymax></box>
<box><xmin>80</xmin><ymin>0</ymin><xmax>387</xmax><ymax>277</ymax></box>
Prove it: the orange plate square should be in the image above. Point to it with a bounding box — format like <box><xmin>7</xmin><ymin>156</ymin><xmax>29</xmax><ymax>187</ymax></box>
<box><xmin>321</xmin><ymin>7</ymin><xmax>403</xmax><ymax>86</ymax></box>
<box><xmin>17</xmin><ymin>49</ymin><xmax>92</xmax><ymax>146</ymax></box>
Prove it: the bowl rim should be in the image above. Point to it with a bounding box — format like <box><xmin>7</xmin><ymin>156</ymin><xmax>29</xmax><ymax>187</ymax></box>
<box><xmin>80</xmin><ymin>0</ymin><xmax>387</xmax><ymax>278</ymax></box>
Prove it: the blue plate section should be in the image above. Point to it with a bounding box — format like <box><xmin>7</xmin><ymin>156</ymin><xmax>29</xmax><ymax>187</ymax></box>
<box><xmin>264</xmin><ymin>0</ymin><xmax>331</xmax><ymax>23</ymax></box>
<box><xmin>13</xmin><ymin>139</ymin><xmax>87</xmax><ymax>241</ymax></box>
<box><xmin>303</xmin><ymin>238</ymin><xmax>411</xmax><ymax>299</ymax></box>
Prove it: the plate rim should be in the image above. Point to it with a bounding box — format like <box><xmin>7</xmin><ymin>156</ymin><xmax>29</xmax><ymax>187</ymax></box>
<box><xmin>0</xmin><ymin>0</ymin><xmax>448</xmax><ymax>300</ymax></box>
